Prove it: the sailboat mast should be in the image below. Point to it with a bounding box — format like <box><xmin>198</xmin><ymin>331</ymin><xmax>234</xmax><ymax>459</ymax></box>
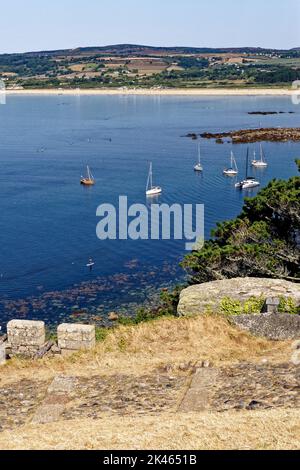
<box><xmin>151</xmin><ymin>163</ymin><xmax>153</xmax><ymax>188</ymax></box>
<box><xmin>147</xmin><ymin>163</ymin><xmax>153</xmax><ymax>190</ymax></box>
<box><xmin>198</xmin><ymin>144</ymin><xmax>201</xmax><ymax>164</ymax></box>
<box><xmin>246</xmin><ymin>148</ymin><xmax>249</xmax><ymax>179</ymax></box>
<box><xmin>231</xmin><ymin>152</ymin><xmax>238</xmax><ymax>171</ymax></box>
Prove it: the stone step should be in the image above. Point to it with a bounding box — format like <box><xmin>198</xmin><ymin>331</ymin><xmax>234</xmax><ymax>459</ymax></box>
<box><xmin>179</xmin><ymin>368</ymin><xmax>219</xmax><ymax>412</ymax></box>
<box><xmin>31</xmin><ymin>375</ymin><xmax>77</xmax><ymax>425</ymax></box>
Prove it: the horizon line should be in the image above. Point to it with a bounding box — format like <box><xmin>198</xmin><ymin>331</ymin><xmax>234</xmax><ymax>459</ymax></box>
<box><xmin>1</xmin><ymin>43</ymin><xmax>299</xmax><ymax>55</ymax></box>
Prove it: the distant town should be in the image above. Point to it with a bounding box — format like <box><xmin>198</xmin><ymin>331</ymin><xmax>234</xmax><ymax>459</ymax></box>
<box><xmin>1</xmin><ymin>44</ymin><xmax>300</xmax><ymax>89</ymax></box>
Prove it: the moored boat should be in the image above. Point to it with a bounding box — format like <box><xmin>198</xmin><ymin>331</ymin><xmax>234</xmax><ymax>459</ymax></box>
<box><xmin>223</xmin><ymin>151</ymin><xmax>238</xmax><ymax>176</ymax></box>
<box><xmin>194</xmin><ymin>143</ymin><xmax>203</xmax><ymax>172</ymax></box>
<box><xmin>81</xmin><ymin>166</ymin><xmax>95</xmax><ymax>186</ymax></box>
<box><xmin>146</xmin><ymin>163</ymin><xmax>162</xmax><ymax>197</ymax></box>
<box><xmin>252</xmin><ymin>145</ymin><xmax>268</xmax><ymax>168</ymax></box>
<box><xmin>235</xmin><ymin>148</ymin><xmax>260</xmax><ymax>190</ymax></box>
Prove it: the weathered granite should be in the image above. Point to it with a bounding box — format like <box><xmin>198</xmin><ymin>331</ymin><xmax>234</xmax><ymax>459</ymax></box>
<box><xmin>57</xmin><ymin>323</ymin><xmax>96</xmax><ymax>355</ymax></box>
<box><xmin>291</xmin><ymin>340</ymin><xmax>300</xmax><ymax>365</ymax></box>
<box><xmin>31</xmin><ymin>404</ymin><xmax>66</xmax><ymax>425</ymax></box>
<box><xmin>31</xmin><ymin>375</ymin><xmax>77</xmax><ymax>425</ymax></box>
<box><xmin>231</xmin><ymin>314</ymin><xmax>300</xmax><ymax>340</ymax></box>
<box><xmin>179</xmin><ymin>368</ymin><xmax>219</xmax><ymax>412</ymax></box>
<box><xmin>47</xmin><ymin>375</ymin><xmax>77</xmax><ymax>394</ymax></box>
<box><xmin>7</xmin><ymin>320</ymin><xmax>46</xmax><ymax>357</ymax></box>
<box><xmin>178</xmin><ymin>278</ymin><xmax>300</xmax><ymax>316</ymax></box>
<box><xmin>0</xmin><ymin>343</ymin><xmax>6</xmax><ymax>366</ymax></box>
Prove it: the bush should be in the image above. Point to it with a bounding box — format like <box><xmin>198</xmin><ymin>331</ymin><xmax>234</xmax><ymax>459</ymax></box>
<box><xmin>182</xmin><ymin>165</ymin><xmax>300</xmax><ymax>283</ymax></box>
<box><xmin>278</xmin><ymin>297</ymin><xmax>299</xmax><ymax>315</ymax></box>
<box><xmin>220</xmin><ymin>296</ymin><xmax>265</xmax><ymax>316</ymax></box>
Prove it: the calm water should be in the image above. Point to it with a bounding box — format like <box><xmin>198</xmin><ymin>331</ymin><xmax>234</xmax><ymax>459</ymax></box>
<box><xmin>0</xmin><ymin>94</ymin><xmax>299</xmax><ymax>327</ymax></box>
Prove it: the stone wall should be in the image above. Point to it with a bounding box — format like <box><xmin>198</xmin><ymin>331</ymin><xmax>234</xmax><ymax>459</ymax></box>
<box><xmin>7</xmin><ymin>320</ymin><xmax>46</xmax><ymax>357</ymax></box>
<box><xmin>0</xmin><ymin>321</ymin><xmax>96</xmax><ymax>361</ymax></box>
<box><xmin>57</xmin><ymin>324</ymin><xmax>96</xmax><ymax>356</ymax></box>
<box><xmin>231</xmin><ymin>313</ymin><xmax>300</xmax><ymax>341</ymax></box>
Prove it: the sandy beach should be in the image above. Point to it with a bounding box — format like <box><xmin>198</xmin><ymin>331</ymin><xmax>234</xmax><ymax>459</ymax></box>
<box><xmin>5</xmin><ymin>87</ymin><xmax>296</xmax><ymax>96</ymax></box>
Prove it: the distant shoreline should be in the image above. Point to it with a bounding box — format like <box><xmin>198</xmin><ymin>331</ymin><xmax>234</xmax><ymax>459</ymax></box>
<box><xmin>5</xmin><ymin>87</ymin><xmax>296</xmax><ymax>97</ymax></box>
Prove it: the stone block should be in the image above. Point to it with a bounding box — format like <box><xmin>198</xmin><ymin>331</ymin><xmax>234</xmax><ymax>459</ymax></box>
<box><xmin>7</xmin><ymin>320</ymin><xmax>46</xmax><ymax>357</ymax></box>
<box><xmin>264</xmin><ymin>297</ymin><xmax>280</xmax><ymax>314</ymax></box>
<box><xmin>0</xmin><ymin>343</ymin><xmax>6</xmax><ymax>366</ymax></box>
<box><xmin>57</xmin><ymin>324</ymin><xmax>95</xmax><ymax>354</ymax></box>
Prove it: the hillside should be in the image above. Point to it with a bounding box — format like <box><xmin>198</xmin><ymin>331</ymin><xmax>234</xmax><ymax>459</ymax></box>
<box><xmin>2</xmin><ymin>43</ymin><xmax>300</xmax><ymax>90</ymax></box>
<box><xmin>2</xmin><ymin>44</ymin><xmax>292</xmax><ymax>57</ymax></box>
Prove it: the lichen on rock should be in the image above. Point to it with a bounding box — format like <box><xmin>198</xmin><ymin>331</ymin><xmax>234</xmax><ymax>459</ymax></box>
<box><xmin>178</xmin><ymin>278</ymin><xmax>300</xmax><ymax>317</ymax></box>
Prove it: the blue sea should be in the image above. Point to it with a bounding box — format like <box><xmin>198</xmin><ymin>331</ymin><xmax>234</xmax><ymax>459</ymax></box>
<box><xmin>0</xmin><ymin>94</ymin><xmax>299</xmax><ymax>327</ymax></box>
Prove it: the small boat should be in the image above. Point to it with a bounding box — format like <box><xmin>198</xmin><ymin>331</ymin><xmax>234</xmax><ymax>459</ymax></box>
<box><xmin>146</xmin><ymin>163</ymin><xmax>162</xmax><ymax>197</ymax></box>
<box><xmin>194</xmin><ymin>143</ymin><xmax>203</xmax><ymax>172</ymax></box>
<box><xmin>235</xmin><ymin>148</ymin><xmax>260</xmax><ymax>190</ymax></box>
<box><xmin>252</xmin><ymin>145</ymin><xmax>268</xmax><ymax>168</ymax></box>
<box><xmin>86</xmin><ymin>258</ymin><xmax>95</xmax><ymax>271</ymax></box>
<box><xmin>80</xmin><ymin>166</ymin><xmax>95</xmax><ymax>186</ymax></box>
<box><xmin>223</xmin><ymin>151</ymin><xmax>238</xmax><ymax>176</ymax></box>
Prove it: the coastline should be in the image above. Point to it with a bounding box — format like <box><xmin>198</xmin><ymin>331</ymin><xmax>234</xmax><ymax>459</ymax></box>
<box><xmin>5</xmin><ymin>87</ymin><xmax>296</xmax><ymax>96</ymax></box>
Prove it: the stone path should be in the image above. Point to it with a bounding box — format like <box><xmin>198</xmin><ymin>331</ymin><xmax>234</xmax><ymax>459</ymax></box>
<box><xmin>0</xmin><ymin>379</ymin><xmax>48</xmax><ymax>432</ymax></box>
<box><xmin>212</xmin><ymin>363</ymin><xmax>300</xmax><ymax>411</ymax></box>
<box><xmin>179</xmin><ymin>368</ymin><xmax>219</xmax><ymax>412</ymax></box>
<box><xmin>31</xmin><ymin>376</ymin><xmax>77</xmax><ymax>425</ymax></box>
<box><xmin>0</xmin><ymin>363</ymin><xmax>299</xmax><ymax>433</ymax></box>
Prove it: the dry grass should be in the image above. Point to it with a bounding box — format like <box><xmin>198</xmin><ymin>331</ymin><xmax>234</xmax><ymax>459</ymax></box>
<box><xmin>0</xmin><ymin>410</ymin><xmax>299</xmax><ymax>450</ymax></box>
<box><xmin>1</xmin><ymin>315</ymin><xmax>290</xmax><ymax>386</ymax></box>
<box><xmin>0</xmin><ymin>316</ymin><xmax>297</xmax><ymax>451</ymax></box>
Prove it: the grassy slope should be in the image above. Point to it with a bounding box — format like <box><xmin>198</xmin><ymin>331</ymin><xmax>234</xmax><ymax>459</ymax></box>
<box><xmin>2</xmin><ymin>315</ymin><xmax>289</xmax><ymax>385</ymax></box>
<box><xmin>0</xmin><ymin>315</ymin><xmax>298</xmax><ymax>450</ymax></box>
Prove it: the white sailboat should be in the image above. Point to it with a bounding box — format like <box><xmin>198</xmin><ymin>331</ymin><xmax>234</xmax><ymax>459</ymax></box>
<box><xmin>223</xmin><ymin>151</ymin><xmax>238</xmax><ymax>176</ymax></box>
<box><xmin>235</xmin><ymin>148</ymin><xmax>260</xmax><ymax>190</ymax></box>
<box><xmin>146</xmin><ymin>163</ymin><xmax>162</xmax><ymax>197</ymax></box>
<box><xmin>252</xmin><ymin>144</ymin><xmax>268</xmax><ymax>168</ymax></box>
<box><xmin>194</xmin><ymin>143</ymin><xmax>203</xmax><ymax>172</ymax></box>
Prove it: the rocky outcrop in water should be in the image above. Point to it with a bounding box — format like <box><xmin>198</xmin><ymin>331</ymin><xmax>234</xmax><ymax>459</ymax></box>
<box><xmin>248</xmin><ymin>111</ymin><xmax>294</xmax><ymax>115</ymax></box>
<box><xmin>198</xmin><ymin>127</ymin><xmax>300</xmax><ymax>144</ymax></box>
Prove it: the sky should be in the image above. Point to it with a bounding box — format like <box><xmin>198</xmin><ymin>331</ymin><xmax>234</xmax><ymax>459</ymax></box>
<box><xmin>0</xmin><ymin>0</ymin><xmax>299</xmax><ymax>54</ymax></box>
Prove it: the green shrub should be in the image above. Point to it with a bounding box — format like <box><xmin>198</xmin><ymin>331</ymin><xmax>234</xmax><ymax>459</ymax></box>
<box><xmin>220</xmin><ymin>297</ymin><xmax>243</xmax><ymax>316</ymax></box>
<box><xmin>220</xmin><ymin>296</ymin><xmax>265</xmax><ymax>316</ymax></box>
<box><xmin>243</xmin><ymin>296</ymin><xmax>265</xmax><ymax>314</ymax></box>
<box><xmin>159</xmin><ymin>285</ymin><xmax>183</xmax><ymax>316</ymax></box>
<box><xmin>278</xmin><ymin>296</ymin><xmax>299</xmax><ymax>315</ymax></box>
